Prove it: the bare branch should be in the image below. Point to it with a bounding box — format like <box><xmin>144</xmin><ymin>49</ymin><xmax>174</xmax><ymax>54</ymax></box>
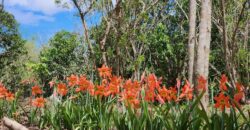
<box><xmin>174</xmin><ymin>0</ymin><xmax>189</xmax><ymax>20</ymax></box>
<box><xmin>72</xmin><ymin>0</ymin><xmax>94</xmax><ymax>55</ymax></box>
<box><xmin>231</xmin><ymin>0</ymin><xmax>248</xmax><ymax>47</ymax></box>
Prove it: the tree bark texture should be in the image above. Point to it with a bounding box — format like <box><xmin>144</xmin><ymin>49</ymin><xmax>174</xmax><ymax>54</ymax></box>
<box><xmin>188</xmin><ymin>0</ymin><xmax>197</xmax><ymax>85</ymax></box>
<box><xmin>195</xmin><ymin>0</ymin><xmax>212</xmax><ymax>106</ymax></box>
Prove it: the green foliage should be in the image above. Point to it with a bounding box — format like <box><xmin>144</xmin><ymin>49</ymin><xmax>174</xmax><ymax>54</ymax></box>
<box><xmin>144</xmin><ymin>23</ymin><xmax>186</xmax><ymax>85</ymax></box>
<box><xmin>31</xmin><ymin>83</ymin><xmax>250</xmax><ymax>130</ymax></box>
<box><xmin>0</xmin><ymin>10</ymin><xmax>27</xmax><ymax>90</ymax></box>
<box><xmin>236</xmin><ymin>48</ymin><xmax>250</xmax><ymax>87</ymax></box>
<box><xmin>32</xmin><ymin>31</ymin><xmax>86</xmax><ymax>93</ymax></box>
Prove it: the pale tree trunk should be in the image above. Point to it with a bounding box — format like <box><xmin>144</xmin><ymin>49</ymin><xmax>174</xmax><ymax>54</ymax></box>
<box><xmin>188</xmin><ymin>0</ymin><xmax>197</xmax><ymax>85</ymax></box>
<box><xmin>195</xmin><ymin>0</ymin><xmax>212</xmax><ymax>107</ymax></box>
<box><xmin>72</xmin><ymin>0</ymin><xmax>94</xmax><ymax>55</ymax></box>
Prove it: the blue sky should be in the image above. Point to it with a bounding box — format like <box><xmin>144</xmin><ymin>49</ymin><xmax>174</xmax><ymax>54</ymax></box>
<box><xmin>5</xmin><ymin>0</ymin><xmax>102</xmax><ymax>47</ymax></box>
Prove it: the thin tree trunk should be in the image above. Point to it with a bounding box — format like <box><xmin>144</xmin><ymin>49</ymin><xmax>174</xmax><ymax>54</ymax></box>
<box><xmin>100</xmin><ymin>19</ymin><xmax>111</xmax><ymax>65</ymax></box>
<box><xmin>72</xmin><ymin>0</ymin><xmax>94</xmax><ymax>55</ymax></box>
<box><xmin>230</xmin><ymin>1</ymin><xmax>248</xmax><ymax>87</ymax></box>
<box><xmin>115</xmin><ymin>0</ymin><xmax>122</xmax><ymax>75</ymax></box>
<box><xmin>188</xmin><ymin>0</ymin><xmax>196</xmax><ymax>85</ymax></box>
<box><xmin>220</xmin><ymin>0</ymin><xmax>236</xmax><ymax>88</ymax></box>
<box><xmin>195</xmin><ymin>0</ymin><xmax>212</xmax><ymax>107</ymax></box>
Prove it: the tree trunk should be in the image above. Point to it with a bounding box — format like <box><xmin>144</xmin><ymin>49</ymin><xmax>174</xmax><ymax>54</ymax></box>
<box><xmin>195</xmin><ymin>0</ymin><xmax>212</xmax><ymax>107</ymax></box>
<box><xmin>72</xmin><ymin>0</ymin><xmax>94</xmax><ymax>55</ymax></box>
<box><xmin>188</xmin><ymin>0</ymin><xmax>197</xmax><ymax>85</ymax></box>
<box><xmin>220</xmin><ymin>0</ymin><xmax>236</xmax><ymax>88</ymax></box>
<box><xmin>2</xmin><ymin>117</ymin><xmax>28</xmax><ymax>130</ymax></box>
<box><xmin>100</xmin><ymin>19</ymin><xmax>111</xmax><ymax>65</ymax></box>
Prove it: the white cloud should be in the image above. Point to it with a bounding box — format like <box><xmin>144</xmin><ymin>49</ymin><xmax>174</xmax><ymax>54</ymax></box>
<box><xmin>5</xmin><ymin>0</ymin><xmax>73</xmax><ymax>25</ymax></box>
<box><xmin>7</xmin><ymin>8</ymin><xmax>55</xmax><ymax>25</ymax></box>
<box><xmin>6</xmin><ymin>0</ymin><xmax>71</xmax><ymax>15</ymax></box>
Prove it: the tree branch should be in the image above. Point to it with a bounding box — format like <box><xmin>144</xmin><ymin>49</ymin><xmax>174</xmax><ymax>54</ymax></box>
<box><xmin>231</xmin><ymin>0</ymin><xmax>248</xmax><ymax>51</ymax></box>
<box><xmin>72</xmin><ymin>0</ymin><xmax>94</xmax><ymax>55</ymax></box>
<box><xmin>2</xmin><ymin>117</ymin><xmax>28</xmax><ymax>130</ymax></box>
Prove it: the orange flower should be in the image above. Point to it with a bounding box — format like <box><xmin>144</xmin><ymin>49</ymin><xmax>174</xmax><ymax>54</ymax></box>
<box><xmin>105</xmin><ymin>76</ymin><xmax>121</xmax><ymax>96</ymax></box>
<box><xmin>157</xmin><ymin>87</ymin><xmax>169</xmax><ymax>101</ymax></box>
<box><xmin>220</xmin><ymin>74</ymin><xmax>228</xmax><ymax>91</ymax></box>
<box><xmin>95</xmin><ymin>85</ymin><xmax>107</xmax><ymax>97</ymax></box>
<box><xmin>76</xmin><ymin>76</ymin><xmax>91</xmax><ymax>93</ymax></box>
<box><xmin>120</xmin><ymin>90</ymin><xmax>140</xmax><ymax>108</ymax></box>
<box><xmin>233</xmin><ymin>83</ymin><xmax>244</xmax><ymax>108</ymax></box>
<box><xmin>168</xmin><ymin>87</ymin><xmax>177</xmax><ymax>101</ymax></box>
<box><xmin>157</xmin><ymin>87</ymin><xmax>177</xmax><ymax>102</ymax></box>
<box><xmin>233</xmin><ymin>92</ymin><xmax>243</xmax><ymax>108</ymax></box>
<box><xmin>236</xmin><ymin>82</ymin><xmax>244</xmax><ymax>92</ymax></box>
<box><xmin>87</xmin><ymin>82</ymin><xmax>95</xmax><ymax>96</ymax></box>
<box><xmin>234</xmin><ymin>92</ymin><xmax>243</xmax><ymax>102</ymax></box>
<box><xmin>0</xmin><ymin>86</ymin><xmax>7</xmax><ymax>99</ymax></box>
<box><xmin>197</xmin><ymin>76</ymin><xmax>207</xmax><ymax>91</ymax></box>
<box><xmin>32</xmin><ymin>85</ymin><xmax>43</xmax><ymax>96</ymax></box>
<box><xmin>5</xmin><ymin>92</ymin><xmax>15</xmax><ymax>101</ymax></box>
<box><xmin>32</xmin><ymin>97</ymin><xmax>46</xmax><ymax>108</ymax></box>
<box><xmin>123</xmin><ymin>79</ymin><xmax>140</xmax><ymax>93</ymax></box>
<box><xmin>214</xmin><ymin>92</ymin><xmax>230</xmax><ymax>111</ymax></box>
<box><xmin>57</xmin><ymin>83</ymin><xmax>68</xmax><ymax>96</ymax></box>
<box><xmin>146</xmin><ymin>74</ymin><xmax>161</xmax><ymax>90</ymax></box>
<box><xmin>98</xmin><ymin>65</ymin><xmax>112</xmax><ymax>78</ymax></box>
<box><xmin>145</xmin><ymin>89</ymin><xmax>155</xmax><ymax>102</ymax></box>
<box><xmin>67</xmin><ymin>74</ymin><xmax>78</xmax><ymax>87</ymax></box>
<box><xmin>179</xmin><ymin>80</ymin><xmax>193</xmax><ymax>100</ymax></box>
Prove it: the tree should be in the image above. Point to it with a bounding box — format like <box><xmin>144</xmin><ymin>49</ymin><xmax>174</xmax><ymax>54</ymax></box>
<box><xmin>0</xmin><ymin>10</ymin><xmax>27</xmax><ymax>90</ymax></box>
<box><xmin>195</xmin><ymin>0</ymin><xmax>212</xmax><ymax>105</ymax></box>
<box><xmin>33</xmin><ymin>31</ymin><xmax>86</xmax><ymax>89</ymax></box>
<box><xmin>55</xmin><ymin>0</ymin><xmax>95</xmax><ymax>56</ymax></box>
<box><xmin>212</xmin><ymin>0</ymin><xmax>249</xmax><ymax>88</ymax></box>
<box><xmin>188</xmin><ymin>0</ymin><xmax>196</xmax><ymax>85</ymax></box>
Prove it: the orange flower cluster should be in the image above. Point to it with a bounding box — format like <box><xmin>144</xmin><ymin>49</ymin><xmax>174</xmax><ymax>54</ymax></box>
<box><xmin>32</xmin><ymin>97</ymin><xmax>46</xmax><ymax>108</ymax></box>
<box><xmin>62</xmin><ymin>65</ymin><xmax>200</xmax><ymax>108</ymax></box>
<box><xmin>214</xmin><ymin>92</ymin><xmax>230</xmax><ymax>111</ymax></box>
<box><xmin>66</xmin><ymin>75</ymin><xmax>95</xmax><ymax>96</ymax></box>
<box><xmin>214</xmin><ymin>74</ymin><xmax>244</xmax><ymax>110</ymax></box>
<box><xmin>30</xmin><ymin>65</ymin><xmax>243</xmax><ymax>111</ymax></box>
<box><xmin>31</xmin><ymin>85</ymin><xmax>46</xmax><ymax>108</ymax></box>
<box><xmin>233</xmin><ymin>83</ymin><xmax>244</xmax><ymax>108</ymax></box>
<box><xmin>157</xmin><ymin>87</ymin><xmax>177</xmax><ymax>104</ymax></box>
<box><xmin>179</xmin><ymin>80</ymin><xmax>193</xmax><ymax>100</ymax></box>
<box><xmin>120</xmin><ymin>80</ymin><xmax>141</xmax><ymax>108</ymax></box>
<box><xmin>0</xmin><ymin>83</ymin><xmax>15</xmax><ymax>101</ymax></box>
<box><xmin>95</xmin><ymin>76</ymin><xmax>122</xmax><ymax>97</ymax></box>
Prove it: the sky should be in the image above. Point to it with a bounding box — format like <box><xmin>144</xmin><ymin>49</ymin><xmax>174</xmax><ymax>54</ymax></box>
<box><xmin>5</xmin><ymin>0</ymin><xmax>102</xmax><ymax>47</ymax></box>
